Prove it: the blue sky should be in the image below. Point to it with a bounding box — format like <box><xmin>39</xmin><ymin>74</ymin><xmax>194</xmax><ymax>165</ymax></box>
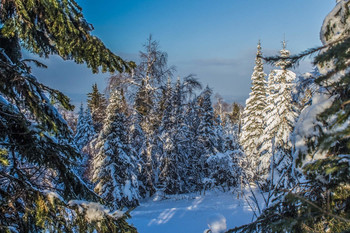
<box><xmin>32</xmin><ymin>0</ymin><xmax>335</xmax><ymax>106</ymax></box>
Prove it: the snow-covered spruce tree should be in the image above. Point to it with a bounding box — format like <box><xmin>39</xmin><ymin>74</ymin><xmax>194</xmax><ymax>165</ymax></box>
<box><xmin>158</xmin><ymin>79</ymin><xmax>190</xmax><ymax>194</ymax></box>
<box><xmin>197</xmin><ymin>86</ymin><xmax>218</xmax><ymax>155</ymax></box>
<box><xmin>73</xmin><ymin>104</ymin><xmax>96</xmax><ymax>180</ymax></box>
<box><xmin>0</xmin><ymin>0</ymin><xmax>136</xmax><ymax>231</ymax></box>
<box><xmin>74</xmin><ymin>104</ymin><xmax>96</xmax><ymax>151</ymax></box>
<box><xmin>87</xmin><ymin>83</ymin><xmax>107</xmax><ymax>132</ymax></box>
<box><xmin>259</xmin><ymin>42</ymin><xmax>298</xmax><ymax>188</ymax></box>
<box><xmin>93</xmin><ymin>90</ymin><xmax>140</xmax><ymax>209</ymax></box>
<box><xmin>239</xmin><ymin>42</ymin><xmax>267</xmax><ymax>182</ymax></box>
<box><xmin>183</xmin><ymin>99</ymin><xmax>203</xmax><ymax>191</ymax></box>
<box><xmin>195</xmin><ymin>86</ymin><xmax>220</xmax><ymax>190</ymax></box>
<box><xmin>230</xmin><ymin>102</ymin><xmax>243</xmax><ymax>126</ymax></box>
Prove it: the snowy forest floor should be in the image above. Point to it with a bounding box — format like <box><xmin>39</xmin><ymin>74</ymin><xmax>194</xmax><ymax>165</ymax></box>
<box><xmin>128</xmin><ymin>190</ymin><xmax>254</xmax><ymax>233</ymax></box>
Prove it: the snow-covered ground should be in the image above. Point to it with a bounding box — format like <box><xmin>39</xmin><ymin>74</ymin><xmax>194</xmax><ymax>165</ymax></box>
<box><xmin>128</xmin><ymin>191</ymin><xmax>254</xmax><ymax>233</ymax></box>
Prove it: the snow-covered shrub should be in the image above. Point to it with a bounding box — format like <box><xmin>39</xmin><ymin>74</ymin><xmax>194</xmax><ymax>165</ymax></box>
<box><xmin>205</xmin><ymin>151</ymin><xmax>241</xmax><ymax>191</ymax></box>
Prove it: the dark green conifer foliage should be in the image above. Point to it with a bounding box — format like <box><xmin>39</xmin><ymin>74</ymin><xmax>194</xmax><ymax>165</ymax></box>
<box><xmin>0</xmin><ymin>0</ymin><xmax>135</xmax><ymax>73</ymax></box>
<box><xmin>158</xmin><ymin>79</ymin><xmax>190</xmax><ymax>194</ymax></box>
<box><xmin>0</xmin><ymin>0</ymin><xmax>136</xmax><ymax>231</ymax></box>
<box><xmin>230</xmin><ymin>102</ymin><xmax>242</xmax><ymax>125</ymax></box>
<box><xmin>87</xmin><ymin>83</ymin><xmax>107</xmax><ymax>132</ymax></box>
<box><xmin>197</xmin><ymin>86</ymin><xmax>217</xmax><ymax>155</ymax></box>
<box><xmin>134</xmin><ymin>80</ymin><xmax>153</xmax><ymax>119</ymax></box>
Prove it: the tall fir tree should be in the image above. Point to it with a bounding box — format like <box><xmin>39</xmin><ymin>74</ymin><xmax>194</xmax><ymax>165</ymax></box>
<box><xmin>184</xmin><ymin>99</ymin><xmax>203</xmax><ymax>191</ymax></box>
<box><xmin>87</xmin><ymin>83</ymin><xmax>107</xmax><ymax>132</ymax></box>
<box><xmin>93</xmin><ymin>90</ymin><xmax>140</xmax><ymax>208</ymax></box>
<box><xmin>195</xmin><ymin>86</ymin><xmax>217</xmax><ymax>188</ymax></box>
<box><xmin>260</xmin><ymin>42</ymin><xmax>298</xmax><ymax>187</ymax></box>
<box><xmin>230</xmin><ymin>102</ymin><xmax>242</xmax><ymax>126</ymax></box>
<box><xmin>159</xmin><ymin>79</ymin><xmax>189</xmax><ymax>194</ymax></box>
<box><xmin>239</xmin><ymin>42</ymin><xmax>267</xmax><ymax>181</ymax></box>
<box><xmin>197</xmin><ymin>86</ymin><xmax>217</xmax><ymax>155</ymax></box>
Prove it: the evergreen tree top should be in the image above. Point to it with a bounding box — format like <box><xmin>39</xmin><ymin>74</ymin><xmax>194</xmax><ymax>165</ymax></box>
<box><xmin>275</xmin><ymin>40</ymin><xmax>291</xmax><ymax>69</ymax></box>
<box><xmin>240</xmin><ymin>42</ymin><xmax>267</xmax><ymax>158</ymax></box>
<box><xmin>105</xmin><ymin>89</ymin><xmax>127</xmax><ymax>121</ymax></box>
<box><xmin>78</xmin><ymin>102</ymin><xmax>84</xmax><ymax>118</ymax></box>
<box><xmin>76</xmin><ymin>103</ymin><xmax>84</xmax><ymax>125</ymax></box>
<box><xmin>87</xmin><ymin>83</ymin><xmax>106</xmax><ymax>110</ymax></box>
<box><xmin>174</xmin><ymin>78</ymin><xmax>182</xmax><ymax>100</ymax></box>
<box><xmin>256</xmin><ymin>41</ymin><xmax>262</xmax><ymax>57</ymax></box>
<box><xmin>252</xmin><ymin>41</ymin><xmax>266</xmax><ymax>79</ymax></box>
<box><xmin>203</xmin><ymin>85</ymin><xmax>213</xmax><ymax>97</ymax></box>
<box><xmin>198</xmin><ymin>86</ymin><xmax>213</xmax><ymax>110</ymax></box>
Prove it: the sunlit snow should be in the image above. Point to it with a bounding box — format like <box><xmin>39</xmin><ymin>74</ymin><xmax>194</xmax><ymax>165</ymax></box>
<box><xmin>128</xmin><ymin>191</ymin><xmax>253</xmax><ymax>233</ymax></box>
